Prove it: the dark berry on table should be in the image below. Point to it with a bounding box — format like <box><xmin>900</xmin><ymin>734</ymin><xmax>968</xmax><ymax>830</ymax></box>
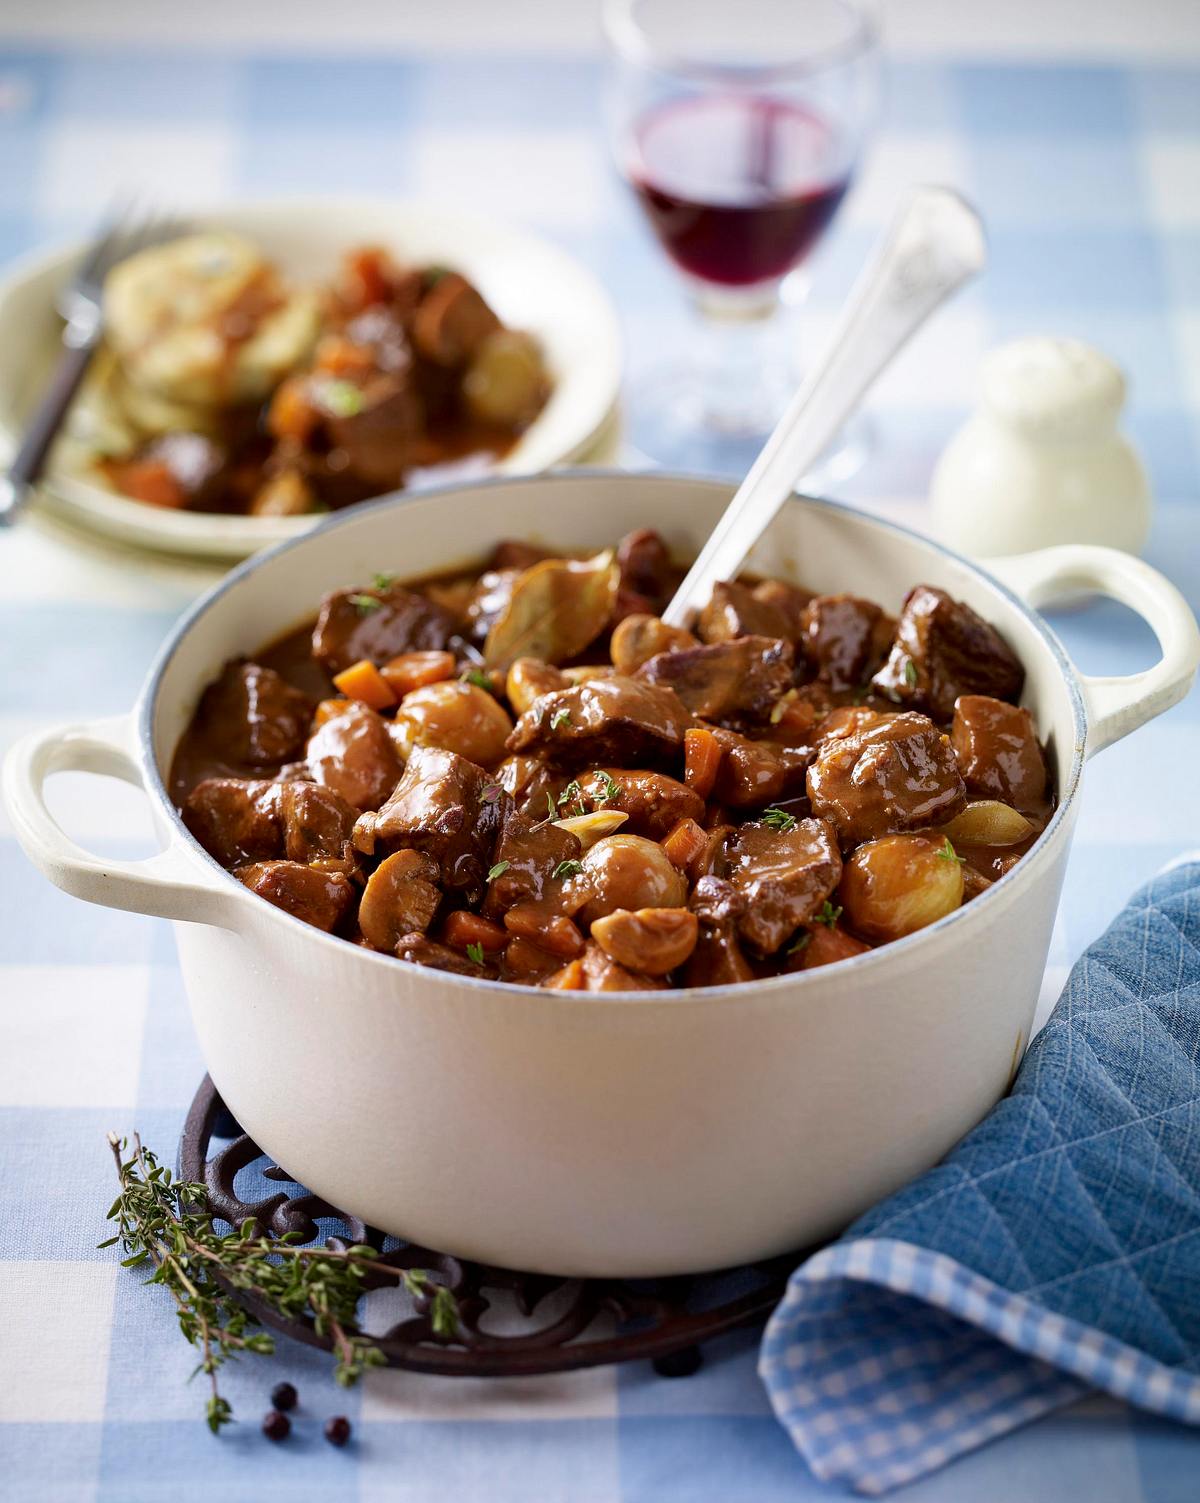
<box><xmin>325</xmin><ymin>1415</ymin><xmax>353</xmax><ymax>1447</ymax></box>
<box><xmin>262</xmin><ymin>1409</ymin><xmax>291</xmax><ymax>1441</ymax></box>
<box><xmin>270</xmin><ymin>1381</ymin><xmax>298</xmax><ymax>1412</ymax></box>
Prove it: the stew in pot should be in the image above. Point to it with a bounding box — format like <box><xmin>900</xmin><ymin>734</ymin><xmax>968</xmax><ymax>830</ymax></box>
<box><xmin>170</xmin><ymin>530</ymin><xmax>1053</xmax><ymax>989</ymax></box>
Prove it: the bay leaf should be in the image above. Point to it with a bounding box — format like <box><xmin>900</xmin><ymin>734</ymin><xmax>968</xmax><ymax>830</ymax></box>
<box><xmin>483</xmin><ymin>549</ymin><xmax>619</xmax><ymax>672</ymax></box>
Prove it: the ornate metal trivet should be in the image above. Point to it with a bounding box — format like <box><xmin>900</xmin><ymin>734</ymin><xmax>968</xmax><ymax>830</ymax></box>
<box><xmin>179</xmin><ymin>1076</ymin><xmax>802</xmax><ymax>1378</ymax></box>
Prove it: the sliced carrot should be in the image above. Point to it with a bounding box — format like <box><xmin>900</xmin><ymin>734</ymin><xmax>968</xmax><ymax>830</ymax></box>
<box><xmin>312</xmin><ymin>697</ymin><xmax>349</xmax><ymax>729</ymax></box>
<box><xmin>542</xmin><ymin>958</ymin><xmax>585</xmax><ymax>990</ymax></box>
<box><xmin>503</xmin><ymin>902</ymin><xmax>585</xmax><ymax>958</ymax></box>
<box><xmin>266</xmin><ymin>376</ymin><xmax>319</xmax><ymax>444</ymax></box>
<box><xmin>796</xmin><ymin>922</ymin><xmax>872</xmax><ymax>971</ymax></box>
<box><xmin>332</xmin><ymin>659</ymin><xmax>398</xmax><ymax>712</ymax></box>
<box><xmin>314</xmin><ymin>333</ymin><xmax>376</xmax><ymax>376</ymax></box>
<box><xmin>110</xmin><ymin>459</ymin><xmax>187</xmax><ymax>509</ymax></box>
<box><xmin>503</xmin><ymin>935</ymin><xmax>563</xmax><ymax>983</ymax></box>
<box><xmin>380</xmin><ymin>650</ymin><xmax>456</xmax><ymax>699</ymax></box>
<box><xmin>684</xmin><ymin>727</ymin><xmax>722</xmax><ymax>799</ymax></box>
<box><xmin>661</xmin><ymin>816</ymin><xmax>708</xmax><ymax>871</ymax></box>
<box><xmin>443</xmin><ymin>909</ymin><xmax>508</xmax><ymax>954</ymax></box>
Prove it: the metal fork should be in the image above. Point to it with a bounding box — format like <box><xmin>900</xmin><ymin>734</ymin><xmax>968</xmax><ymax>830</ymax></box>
<box><xmin>0</xmin><ymin>204</ymin><xmax>185</xmax><ymax>526</ymax></box>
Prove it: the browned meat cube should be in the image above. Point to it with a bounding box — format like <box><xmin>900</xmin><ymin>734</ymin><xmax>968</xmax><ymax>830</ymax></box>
<box><xmin>193</xmin><ymin>661</ymin><xmax>312</xmax><ymax>768</ymax></box>
<box><xmin>807</xmin><ymin>710</ymin><xmax>967</xmax><ymax>845</ymax></box>
<box><xmin>491</xmin><ymin>539</ymin><xmax>550</xmax><ymax>572</ymax></box>
<box><xmin>325</xmin><ymin>370</ymin><xmax>425</xmax><ymax>487</ymax></box>
<box><xmin>750</xmin><ymin>579</ymin><xmax>812</xmax><ymax>641</ymax></box>
<box><xmin>412</xmin><ymin>273</ymin><xmax>501</xmax><ymax>366</ymax></box>
<box><xmin>183</xmin><ymin>778</ymin><xmax>282</xmax><ymax>867</ymax></box>
<box><xmin>482</xmin><ymin>808</ymin><xmax>582</xmax><ymax>918</ymax></box>
<box><xmin>368</xmin><ymin>745</ymin><xmax>504</xmax><ymax>901</ymax></box>
<box><xmin>727</xmin><ymin>817</ymin><xmax>843</xmax><ymax>954</ymax></box>
<box><xmin>507</xmin><ymin>676</ymin><xmax>694</xmax><ymax>769</ymax></box>
<box><xmin>306</xmin><ymin>702</ymin><xmax>402</xmax><ymax>812</ymax></box>
<box><xmin>616</xmin><ymin>527</ymin><xmax>674</xmax><ymax>613</ymax></box>
<box><xmin>277</xmin><ymin>780</ymin><xmax>358</xmax><ymax>863</ymax></box>
<box><xmin>683</xmin><ymin>923</ymin><xmax>755</xmax><ymax>987</ymax></box>
<box><xmin>698</xmin><ymin>580</ymin><xmax>796</xmax><ymax>644</ymax></box>
<box><xmin>636</xmin><ymin>636</ymin><xmax>794</xmax><ymax>722</ymax></box>
<box><xmin>872</xmin><ymin>586</ymin><xmax>1024</xmax><ymax>722</ymax></box>
<box><xmin>465</xmin><ymin>568</ymin><xmax>521</xmax><ymax>641</ymax></box>
<box><xmin>312</xmin><ymin>582</ymin><xmax>457</xmax><ymax>675</ymax></box>
<box><xmin>573</xmin><ymin>767</ymin><xmax>704</xmax><ymax>841</ymax></box>
<box><xmin>951</xmin><ymin>694</ymin><xmax>1048</xmax><ymax>810</ymax></box>
<box><xmin>396</xmin><ymin>931</ymin><xmax>497</xmax><ymax>978</ymax></box>
<box><xmin>235</xmin><ymin>861</ymin><xmax>354</xmax><ymax>932</ymax></box>
<box><xmin>358</xmin><ymin>849</ymin><xmax>443</xmax><ymax>952</ymax></box>
<box><xmin>800</xmin><ymin>594</ymin><xmax>895</xmax><ymax>693</ymax></box>
<box><xmin>709</xmin><ymin>729</ymin><xmax>813</xmax><ymax>808</ymax></box>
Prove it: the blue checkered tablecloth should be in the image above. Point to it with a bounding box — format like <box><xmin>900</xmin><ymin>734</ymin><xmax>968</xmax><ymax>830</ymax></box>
<box><xmin>0</xmin><ymin>44</ymin><xmax>1198</xmax><ymax>1503</ymax></box>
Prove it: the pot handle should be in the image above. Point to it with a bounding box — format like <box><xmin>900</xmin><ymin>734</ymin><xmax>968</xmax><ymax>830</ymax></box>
<box><xmin>2</xmin><ymin>714</ymin><xmax>235</xmax><ymax>925</ymax></box>
<box><xmin>989</xmin><ymin>545</ymin><xmax>1200</xmax><ymax>756</ymax></box>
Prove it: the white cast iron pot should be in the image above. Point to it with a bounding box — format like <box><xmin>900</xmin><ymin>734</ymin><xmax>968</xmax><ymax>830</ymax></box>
<box><xmin>6</xmin><ymin>475</ymin><xmax>1198</xmax><ymax>1278</ymax></box>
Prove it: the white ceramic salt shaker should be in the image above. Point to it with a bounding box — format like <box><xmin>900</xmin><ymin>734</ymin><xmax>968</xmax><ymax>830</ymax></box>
<box><xmin>930</xmin><ymin>335</ymin><xmax>1152</xmax><ymax>556</ymax></box>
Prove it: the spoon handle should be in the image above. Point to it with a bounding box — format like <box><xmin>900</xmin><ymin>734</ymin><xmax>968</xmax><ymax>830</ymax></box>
<box><xmin>661</xmin><ymin>186</ymin><xmax>987</xmax><ymax>628</ymax></box>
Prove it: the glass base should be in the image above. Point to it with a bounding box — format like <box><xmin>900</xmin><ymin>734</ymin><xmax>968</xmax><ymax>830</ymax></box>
<box><xmin>623</xmin><ymin>358</ymin><xmax>874</xmax><ymax>491</ymax></box>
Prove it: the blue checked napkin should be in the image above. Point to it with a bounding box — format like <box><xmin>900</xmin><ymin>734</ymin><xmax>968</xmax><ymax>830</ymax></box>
<box><xmin>760</xmin><ymin>858</ymin><xmax>1200</xmax><ymax>1495</ymax></box>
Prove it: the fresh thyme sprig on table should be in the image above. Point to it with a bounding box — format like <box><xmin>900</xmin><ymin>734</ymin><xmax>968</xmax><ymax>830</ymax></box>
<box><xmin>102</xmin><ymin>1132</ymin><xmax>458</xmax><ymax>1433</ymax></box>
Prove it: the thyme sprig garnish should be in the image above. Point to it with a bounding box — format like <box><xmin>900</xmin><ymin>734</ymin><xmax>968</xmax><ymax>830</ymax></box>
<box><xmin>102</xmin><ymin>1133</ymin><xmax>458</xmax><ymax>1433</ymax></box>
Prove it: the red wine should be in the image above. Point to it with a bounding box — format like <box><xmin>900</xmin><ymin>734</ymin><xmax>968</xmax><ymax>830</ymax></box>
<box><xmin>629</xmin><ymin>95</ymin><xmax>850</xmax><ymax>288</ymax></box>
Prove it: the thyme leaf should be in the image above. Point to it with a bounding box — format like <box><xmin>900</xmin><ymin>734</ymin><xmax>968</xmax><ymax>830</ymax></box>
<box><xmin>550</xmin><ymin>708</ymin><xmax>572</xmax><ymax>731</ymax></box>
<box><xmin>466</xmin><ymin>942</ymin><xmax>485</xmax><ymax>965</ymax></box>
<box><xmin>937</xmin><ymin>837</ymin><xmax>965</xmax><ymax>864</ymax></box>
<box><xmin>102</xmin><ymin>1133</ymin><xmax>458</xmax><ymax>1431</ymax></box>
<box><xmin>761</xmin><ymin>807</ymin><xmax>797</xmax><ymax>832</ymax></box>
<box><xmin>553</xmin><ymin>859</ymin><xmax>584</xmax><ymax>880</ymax></box>
<box><xmin>813</xmin><ymin>900</ymin><xmax>842</xmax><ymax>928</ymax></box>
<box><xmin>903</xmin><ymin>659</ymin><xmax>918</xmax><ymax>688</ymax></box>
<box><xmin>488</xmin><ymin>860</ymin><xmax>510</xmax><ymax>881</ymax></box>
<box><xmin>348</xmin><ymin>593</ymin><xmax>383</xmax><ymax>615</ymax></box>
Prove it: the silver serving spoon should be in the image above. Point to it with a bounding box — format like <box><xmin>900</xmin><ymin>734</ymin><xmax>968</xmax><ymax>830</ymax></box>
<box><xmin>661</xmin><ymin>186</ymin><xmax>987</xmax><ymax>628</ymax></box>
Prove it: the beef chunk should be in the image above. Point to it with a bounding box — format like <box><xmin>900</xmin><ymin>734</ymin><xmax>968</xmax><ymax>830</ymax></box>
<box><xmin>482</xmin><ymin>808</ymin><xmax>582</xmax><ymax>918</ymax></box>
<box><xmin>689</xmin><ymin>874</ymin><xmax>743</xmax><ymax>925</ymax></box>
<box><xmin>325</xmin><ymin>370</ymin><xmax>424</xmax><ymax>487</ymax></box>
<box><xmin>313</xmin><ymin>583</ymin><xmax>457</xmax><ymax>675</ymax></box>
<box><xmin>636</xmin><ymin>636</ymin><xmax>794</xmax><ymax>722</ymax></box>
<box><xmin>358</xmin><ymin>849</ymin><xmax>442</xmax><ymax>952</ymax></box>
<box><xmin>698</xmin><ymin>580</ymin><xmax>797</xmax><ymax>645</ymax></box>
<box><xmin>574</xmin><ymin>768</ymin><xmax>704</xmax><ymax>841</ymax></box>
<box><xmin>306</xmin><ymin>702</ymin><xmax>402</xmax><ymax>812</ymax></box>
<box><xmin>277</xmin><ymin>780</ymin><xmax>358</xmax><ymax>864</ymax></box>
<box><xmin>683</xmin><ymin>923</ymin><xmax>754</xmax><ymax>987</ymax></box>
<box><xmin>709</xmin><ymin>729</ymin><xmax>812</xmax><ymax>808</ymax></box>
<box><xmin>807</xmin><ymin>710</ymin><xmax>967</xmax><ymax>845</ymax></box>
<box><xmin>183</xmin><ymin>777</ymin><xmax>357</xmax><ymax>868</ymax></box>
<box><xmin>183</xmin><ymin>778</ymin><xmax>282</xmax><ymax>867</ymax></box>
<box><xmin>412</xmin><ymin>273</ymin><xmax>501</xmax><ymax>366</ymax></box>
<box><xmin>465</xmin><ymin>568</ymin><xmax>520</xmax><ymax>641</ymax></box>
<box><xmin>951</xmin><ymin>694</ymin><xmax>1048</xmax><ymax>810</ymax></box>
<box><xmin>368</xmin><ymin>745</ymin><xmax>503</xmax><ymax>901</ymax></box>
<box><xmin>235</xmin><ymin>861</ymin><xmax>354</xmax><ymax>932</ymax></box>
<box><xmin>727</xmin><ymin>817</ymin><xmax>843</xmax><ymax>954</ymax></box>
<box><xmin>616</xmin><ymin>528</ymin><xmax>673</xmax><ymax>612</ymax></box>
<box><xmin>750</xmin><ymin>579</ymin><xmax>812</xmax><ymax>641</ymax></box>
<box><xmin>872</xmin><ymin>586</ymin><xmax>1024</xmax><ymax>722</ymax></box>
<box><xmin>800</xmin><ymin>595</ymin><xmax>894</xmax><ymax>693</ymax></box>
<box><xmin>193</xmin><ymin>661</ymin><xmax>311</xmax><ymax>768</ymax></box>
<box><xmin>507</xmin><ymin>676</ymin><xmax>694</xmax><ymax>769</ymax></box>
<box><xmin>396</xmin><ymin>932</ymin><xmax>497</xmax><ymax>978</ymax></box>
<box><xmin>491</xmin><ymin>539</ymin><xmax>549</xmax><ymax>572</ymax></box>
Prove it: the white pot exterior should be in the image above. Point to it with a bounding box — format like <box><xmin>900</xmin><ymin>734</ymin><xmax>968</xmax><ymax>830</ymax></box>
<box><xmin>8</xmin><ymin>474</ymin><xmax>1198</xmax><ymax>1277</ymax></box>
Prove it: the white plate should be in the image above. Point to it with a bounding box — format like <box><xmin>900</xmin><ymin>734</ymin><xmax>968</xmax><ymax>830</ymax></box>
<box><xmin>0</xmin><ymin>198</ymin><xmax>622</xmax><ymax>560</ymax></box>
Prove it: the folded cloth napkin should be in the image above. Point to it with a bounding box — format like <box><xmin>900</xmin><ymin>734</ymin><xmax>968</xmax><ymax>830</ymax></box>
<box><xmin>759</xmin><ymin>858</ymin><xmax>1200</xmax><ymax>1495</ymax></box>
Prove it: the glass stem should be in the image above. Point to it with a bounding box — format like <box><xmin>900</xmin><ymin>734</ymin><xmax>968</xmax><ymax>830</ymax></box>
<box><xmin>687</xmin><ymin>283</ymin><xmax>795</xmax><ymax>436</ymax></box>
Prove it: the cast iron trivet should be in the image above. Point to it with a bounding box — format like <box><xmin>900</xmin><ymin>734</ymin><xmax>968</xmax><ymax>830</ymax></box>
<box><xmin>180</xmin><ymin>1076</ymin><xmax>803</xmax><ymax>1378</ymax></box>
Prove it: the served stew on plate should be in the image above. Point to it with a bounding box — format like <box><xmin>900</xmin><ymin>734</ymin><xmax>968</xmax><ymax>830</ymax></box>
<box><xmin>63</xmin><ymin>232</ymin><xmax>551</xmax><ymax>516</ymax></box>
<box><xmin>171</xmin><ymin>529</ymin><xmax>1053</xmax><ymax>989</ymax></box>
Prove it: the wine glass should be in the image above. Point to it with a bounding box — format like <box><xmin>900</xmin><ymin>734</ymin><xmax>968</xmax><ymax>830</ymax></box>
<box><xmin>603</xmin><ymin>0</ymin><xmax>881</xmax><ymax>473</ymax></box>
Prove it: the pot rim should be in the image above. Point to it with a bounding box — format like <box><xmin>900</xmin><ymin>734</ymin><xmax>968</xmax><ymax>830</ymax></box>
<box><xmin>136</xmin><ymin>469</ymin><xmax>1087</xmax><ymax>1001</ymax></box>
